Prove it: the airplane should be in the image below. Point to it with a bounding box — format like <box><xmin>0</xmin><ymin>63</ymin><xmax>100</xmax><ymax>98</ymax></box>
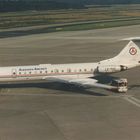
<box><xmin>0</xmin><ymin>38</ymin><xmax>139</xmax><ymax>93</ymax></box>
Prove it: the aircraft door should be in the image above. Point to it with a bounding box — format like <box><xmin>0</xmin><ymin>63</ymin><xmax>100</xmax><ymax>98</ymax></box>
<box><xmin>12</xmin><ymin>69</ymin><xmax>17</xmax><ymax>78</ymax></box>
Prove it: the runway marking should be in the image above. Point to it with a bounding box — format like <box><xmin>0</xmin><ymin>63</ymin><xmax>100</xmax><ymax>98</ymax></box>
<box><xmin>122</xmin><ymin>96</ymin><xmax>140</xmax><ymax>108</ymax></box>
<box><xmin>41</xmin><ymin>110</ymin><xmax>68</xmax><ymax>140</ymax></box>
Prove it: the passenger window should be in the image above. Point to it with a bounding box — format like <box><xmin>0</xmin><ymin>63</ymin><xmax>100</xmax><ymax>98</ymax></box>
<box><xmin>67</xmin><ymin>69</ymin><xmax>71</xmax><ymax>73</ymax></box>
<box><xmin>54</xmin><ymin>69</ymin><xmax>59</xmax><ymax>73</ymax></box>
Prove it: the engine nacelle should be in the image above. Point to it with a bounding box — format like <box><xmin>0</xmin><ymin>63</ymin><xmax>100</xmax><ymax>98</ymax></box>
<box><xmin>97</xmin><ymin>65</ymin><xmax>127</xmax><ymax>73</ymax></box>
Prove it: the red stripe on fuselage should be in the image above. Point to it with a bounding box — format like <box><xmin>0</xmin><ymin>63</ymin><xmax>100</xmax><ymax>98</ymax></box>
<box><xmin>0</xmin><ymin>71</ymin><xmax>93</xmax><ymax>79</ymax></box>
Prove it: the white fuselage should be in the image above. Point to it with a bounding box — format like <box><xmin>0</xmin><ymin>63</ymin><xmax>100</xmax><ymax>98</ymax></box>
<box><xmin>0</xmin><ymin>40</ymin><xmax>140</xmax><ymax>83</ymax></box>
<box><xmin>0</xmin><ymin>63</ymin><xmax>98</xmax><ymax>82</ymax></box>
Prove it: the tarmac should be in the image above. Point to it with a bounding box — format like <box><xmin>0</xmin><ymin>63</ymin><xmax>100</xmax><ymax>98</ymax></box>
<box><xmin>0</xmin><ymin>25</ymin><xmax>140</xmax><ymax>140</ymax></box>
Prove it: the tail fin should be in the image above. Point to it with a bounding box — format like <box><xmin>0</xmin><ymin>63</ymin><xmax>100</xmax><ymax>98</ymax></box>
<box><xmin>100</xmin><ymin>38</ymin><xmax>140</xmax><ymax>69</ymax></box>
<box><xmin>116</xmin><ymin>40</ymin><xmax>140</xmax><ymax>65</ymax></box>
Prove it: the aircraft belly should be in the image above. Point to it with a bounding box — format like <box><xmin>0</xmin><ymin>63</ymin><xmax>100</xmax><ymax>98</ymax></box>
<box><xmin>77</xmin><ymin>74</ymin><xmax>93</xmax><ymax>78</ymax></box>
<box><xmin>46</xmin><ymin>74</ymin><xmax>93</xmax><ymax>79</ymax></box>
<box><xmin>0</xmin><ymin>76</ymin><xmax>43</xmax><ymax>82</ymax></box>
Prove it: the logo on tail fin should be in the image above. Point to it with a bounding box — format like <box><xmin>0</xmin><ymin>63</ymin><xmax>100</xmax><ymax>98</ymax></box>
<box><xmin>129</xmin><ymin>47</ymin><xmax>137</xmax><ymax>55</ymax></box>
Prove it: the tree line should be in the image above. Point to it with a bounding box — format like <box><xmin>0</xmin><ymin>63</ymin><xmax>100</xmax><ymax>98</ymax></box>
<box><xmin>0</xmin><ymin>0</ymin><xmax>140</xmax><ymax>12</ymax></box>
<box><xmin>0</xmin><ymin>0</ymin><xmax>84</xmax><ymax>12</ymax></box>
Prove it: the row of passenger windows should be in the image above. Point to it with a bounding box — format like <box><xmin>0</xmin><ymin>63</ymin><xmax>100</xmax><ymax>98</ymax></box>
<box><xmin>17</xmin><ymin>69</ymin><xmax>94</xmax><ymax>75</ymax></box>
<box><xmin>51</xmin><ymin>69</ymin><xmax>93</xmax><ymax>73</ymax></box>
<box><xmin>18</xmin><ymin>71</ymin><xmax>47</xmax><ymax>75</ymax></box>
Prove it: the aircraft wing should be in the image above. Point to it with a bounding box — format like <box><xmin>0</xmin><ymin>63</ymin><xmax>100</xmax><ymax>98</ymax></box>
<box><xmin>43</xmin><ymin>76</ymin><xmax>117</xmax><ymax>90</ymax></box>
